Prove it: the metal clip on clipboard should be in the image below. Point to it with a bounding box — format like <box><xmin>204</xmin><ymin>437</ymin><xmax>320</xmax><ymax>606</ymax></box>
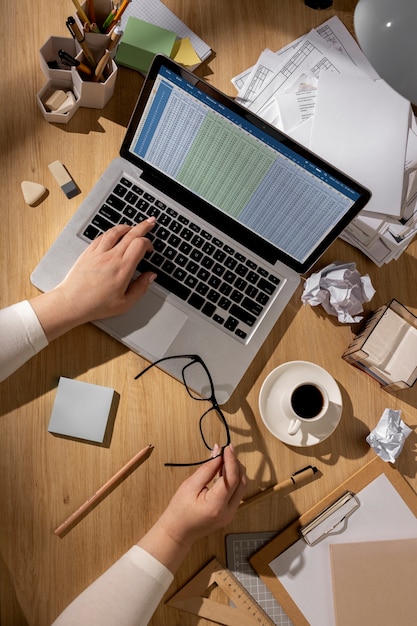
<box><xmin>300</xmin><ymin>491</ymin><xmax>360</xmax><ymax>546</ymax></box>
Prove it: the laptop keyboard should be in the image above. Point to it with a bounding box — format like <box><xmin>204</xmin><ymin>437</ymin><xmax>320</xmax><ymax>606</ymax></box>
<box><xmin>80</xmin><ymin>176</ymin><xmax>281</xmax><ymax>341</ymax></box>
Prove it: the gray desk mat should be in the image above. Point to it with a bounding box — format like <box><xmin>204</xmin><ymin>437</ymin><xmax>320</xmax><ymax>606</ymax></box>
<box><xmin>226</xmin><ymin>532</ymin><xmax>294</xmax><ymax>626</ymax></box>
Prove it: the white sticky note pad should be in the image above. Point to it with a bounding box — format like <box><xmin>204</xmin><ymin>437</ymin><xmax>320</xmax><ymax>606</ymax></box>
<box><xmin>48</xmin><ymin>377</ymin><xmax>116</xmax><ymax>443</ymax></box>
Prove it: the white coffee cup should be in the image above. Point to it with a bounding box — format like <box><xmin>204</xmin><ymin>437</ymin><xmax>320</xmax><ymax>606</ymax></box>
<box><xmin>284</xmin><ymin>381</ymin><xmax>329</xmax><ymax>435</ymax></box>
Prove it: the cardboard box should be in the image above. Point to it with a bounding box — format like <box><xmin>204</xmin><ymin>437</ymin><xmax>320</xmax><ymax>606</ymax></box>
<box><xmin>343</xmin><ymin>299</ymin><xmax>417</xmax><ymax>391</ymax></box>
<box><xmin>115</xmin><ymin>17</ymin><xmax>176</xmax><ymax>73</ymax></box>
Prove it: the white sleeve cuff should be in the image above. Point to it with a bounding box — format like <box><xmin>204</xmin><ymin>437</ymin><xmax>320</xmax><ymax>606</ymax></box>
<box><xmin>0</xmin><ymin>301</ymin><xmax>48</xmax><ymax>381</ymax></box>
<box><xmin>126</xmin><ymin>545</ymin><xmax>174</xmax><ymax>589</ymax></box>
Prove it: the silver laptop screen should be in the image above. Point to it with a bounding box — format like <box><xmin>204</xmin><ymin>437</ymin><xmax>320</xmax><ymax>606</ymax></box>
<box><xmin>127</xmin><ymin>65</ymin><xmax>363</xmax><ymax>266</ymax></box>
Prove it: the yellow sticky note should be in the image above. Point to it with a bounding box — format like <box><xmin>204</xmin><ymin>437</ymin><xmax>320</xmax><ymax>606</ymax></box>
<box><xmin>171</xmin><ymin>37</ymin><xmax>201</xmax><ymax>66</ymax></box>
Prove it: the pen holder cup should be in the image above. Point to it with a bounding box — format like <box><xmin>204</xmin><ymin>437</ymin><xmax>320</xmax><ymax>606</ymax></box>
<box><xmin>39</xmin><ymin>36</ymin><xmax>79</xmax><ymax>83</ymax></box>
<box><xmin>75</xmin><ymin>33</ymin><xmax>112</xmax><ymax>61</ymax></box>
<box><xmin>36</xmin><ymin>79</ymin><xmax>81</xmax><ymax>124</ymax></box>
<box><xmin>71</xmin><ymin>56</ymin><xmax>117</xmax><ymax>108</ymax></box>
<box><xmin>75</xmin><ymin>0</ymin><xmax>114</xmax><ymax>33</ymax></box>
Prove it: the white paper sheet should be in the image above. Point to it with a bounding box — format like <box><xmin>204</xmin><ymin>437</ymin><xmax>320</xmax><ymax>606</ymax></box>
<box><xmin>246</xmin><ymin>30</ymin><xmax>368</xmax><ymax>121</ymax></box>
<box><xmin>232</xmin><ymin>15</ymin><xmax>417</xmax><ymax>264</ymax></box>
<box><xmin>310</xmin><ymin>73</ymin><xmax>410</xmax><ymax>218</ymax></box>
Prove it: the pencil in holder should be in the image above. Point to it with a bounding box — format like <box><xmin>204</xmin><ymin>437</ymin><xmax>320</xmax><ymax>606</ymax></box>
<box><xmin>74</xmin><ymin>0</ymin><xmax>114</xmax><ymax>35</ymax></box>
<box><xmin>71</xmin><ymin>52</ymin><xmax>117</xmax><ymax>108</ymax></box>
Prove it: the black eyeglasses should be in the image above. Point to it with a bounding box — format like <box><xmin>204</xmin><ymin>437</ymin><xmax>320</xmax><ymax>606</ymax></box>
<box><xmin>134</xmin><ymin>354</ymin><xmax>231</xmax><ymax>467</ymax></box>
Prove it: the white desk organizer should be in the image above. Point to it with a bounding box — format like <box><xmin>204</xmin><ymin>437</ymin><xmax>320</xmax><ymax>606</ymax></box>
<box><xmin>39</xmin><ymin>36</ymin><xmax>77</xmax><ymax>84</ymax></box>
<box><xmin>37</xmin><ymin>0</ymin><xmax>118</xmax><ymax>123</ymax></box>
<box><xmin>36</xmin><ymin>79</ymin><xmax>82</xmax><ymax>124</ymax></box>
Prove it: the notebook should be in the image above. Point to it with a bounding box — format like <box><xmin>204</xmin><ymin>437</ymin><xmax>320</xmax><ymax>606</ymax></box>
<box><xmin>31</xmin><ymin>55</ymin><xmax>370</xmax><ymax>403</ymax></box>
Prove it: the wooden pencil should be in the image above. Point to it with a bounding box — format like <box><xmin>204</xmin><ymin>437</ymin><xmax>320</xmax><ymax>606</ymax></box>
<box><xmin>54</xmin><ymin>444</ymin><xmax>154</xmax><ymax>536</ymax></box>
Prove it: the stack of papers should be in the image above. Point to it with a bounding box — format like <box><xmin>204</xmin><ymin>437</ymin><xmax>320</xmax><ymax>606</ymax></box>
<box><xmin>232</xmin><ymin>17</ymin><xmax>417</xmax><ymax>266</ymax></box>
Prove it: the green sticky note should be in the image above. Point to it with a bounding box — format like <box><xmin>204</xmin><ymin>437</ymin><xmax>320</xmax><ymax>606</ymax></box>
<box><xmin>115</xmin><ymin>17</ymin><xmax>177</xmax><ymax>73</ymax></box>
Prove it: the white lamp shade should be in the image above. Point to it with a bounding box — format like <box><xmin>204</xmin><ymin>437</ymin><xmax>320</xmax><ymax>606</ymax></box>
<box><xmin>354</xmin><ymin>0</ymin><xmax>417</xmax><ymax>103</ymax></box>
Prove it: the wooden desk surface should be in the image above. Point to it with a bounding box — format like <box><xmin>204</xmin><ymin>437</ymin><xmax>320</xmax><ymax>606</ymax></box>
<box><xmin>1</xmin><ymin>1</ymin><xmax>417</xmax><ymax>624</ymax></box>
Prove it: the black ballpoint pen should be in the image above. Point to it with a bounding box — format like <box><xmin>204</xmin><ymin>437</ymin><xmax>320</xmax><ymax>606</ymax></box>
<box><xmin>58</xmin><ymin>49</ymin><xmax>92</xmax><ymax>76</ymax></box>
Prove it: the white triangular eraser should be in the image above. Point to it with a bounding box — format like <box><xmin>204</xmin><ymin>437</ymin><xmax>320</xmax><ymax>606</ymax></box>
<box><xmin>21</xmin><ymin>181</ymin><xmax>47</xmax><ymax>206</ymax></box>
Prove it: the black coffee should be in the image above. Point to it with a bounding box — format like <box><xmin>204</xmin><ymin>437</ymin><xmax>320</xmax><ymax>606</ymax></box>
<box><xmin>291</xmin><ymin>384</ymin><xmax>324</xmax><ymax>419</ymax></box>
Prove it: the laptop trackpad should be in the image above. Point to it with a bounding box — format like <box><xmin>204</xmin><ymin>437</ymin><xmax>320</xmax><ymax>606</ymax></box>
<box><xmin>96</xmin><ymin>290</ymin><xmax>188</xmax><ymax>359</ymax></box>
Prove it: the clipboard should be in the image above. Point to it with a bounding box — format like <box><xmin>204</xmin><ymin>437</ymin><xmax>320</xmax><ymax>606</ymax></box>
<box><xmin>250</xmin><ymin>456</ymin><xmax>417</xmax><ymax>626</ymax></box>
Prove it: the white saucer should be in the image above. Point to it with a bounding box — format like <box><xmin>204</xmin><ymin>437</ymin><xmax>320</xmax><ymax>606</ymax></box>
<box><xmin>259</xmin><ymin>361</ymin><xmax>342</xmax><ymax>447</ymax></box>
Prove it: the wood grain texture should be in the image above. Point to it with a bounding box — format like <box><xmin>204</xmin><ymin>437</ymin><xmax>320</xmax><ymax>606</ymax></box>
<box><xmin>2</xmin><ymin>1</ymin><xmax>417</xmax><ymax>625</ymax></box>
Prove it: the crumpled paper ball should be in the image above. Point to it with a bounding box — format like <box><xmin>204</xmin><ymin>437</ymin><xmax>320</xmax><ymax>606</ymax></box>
<box><xmin>366</xmin><ymin>408</ymin><xmax>412</xmax><ymax>463</ymax></box>
<box><xmin>301</xmin><ymin>261</ymin><xmax>375</xmax><ymax>323</ymax></box>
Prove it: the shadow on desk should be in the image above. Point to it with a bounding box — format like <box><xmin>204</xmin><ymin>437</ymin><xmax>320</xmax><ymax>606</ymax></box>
<box><xmin>43</xmin><ymin>66</ymin><xmax>145</xmax><ymax>136</ymax></box>
<box><xmin>225</xmin><ymin>293</ymin><xmax>302</xmax><ymax>414</ymax></box>
<box><xmin>0</xmin><ymin>554</ymin><xmax>28</xmax><ymax>626</ymax></box>
<box><xmin>232</xmin><ymin>377</ymin><xmax>371</xmax><ymax>492</ymax></box>
<box><xmin>0</xmin><ymin>323</ymin><xmax>128</xmax><ymax>417</ymax></box>
<box><xmin>54</xmin><ymin>61</ymin><xmax>217</xmax><ymax>136</ymax></box>
<box><xmin>0</xmin><ymin>283</ymin><xmax>301</xmax><ymax>418</ymax></box>
<box><xmin>395</xmin><ymin>426</ymin><xmax>417</xmax><ymax>481</ymax></box>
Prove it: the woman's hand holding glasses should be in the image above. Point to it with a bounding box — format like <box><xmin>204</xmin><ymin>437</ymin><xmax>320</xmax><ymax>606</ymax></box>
<box><xmin>137</xmin><ymin>445</ymin><xmax>247</xmax><ymax>574</ymax></box>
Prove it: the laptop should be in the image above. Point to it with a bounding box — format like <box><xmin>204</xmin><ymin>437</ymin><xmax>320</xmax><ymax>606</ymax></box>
<box><xmin>31</xmin><ymin>55</ymin><xmax>370</xmax><ymax>404</ymax></box>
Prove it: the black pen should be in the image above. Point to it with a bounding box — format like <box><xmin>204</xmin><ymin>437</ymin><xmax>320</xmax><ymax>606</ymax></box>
<box><xmin>238</xmin><ymin>465</ymin><xmax>319</xmax><ymax>511</ymax></box>
<box><xmin>58</xmin><ymin>49</ymin><xmax>92</xmax><ymax>76</ymax></box>
<box><xmin>66</xmin><ymin>16</ymin><xmax>96</xmax><ymax>69</ymax></box>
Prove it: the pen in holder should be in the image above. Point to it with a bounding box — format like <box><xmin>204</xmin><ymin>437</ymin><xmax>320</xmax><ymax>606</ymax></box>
<box><xmin>36</xmin><ymin>3</ymin><xmax>123</xmax><ymax>121</ymax></box>
<box><xmin>71</xmin><ymin>51</ymin><xmax>117</xmax><ymax>108</ymax></box>
<box><xmin>73</xmin><ymin>0</ymin><xmax>114</xmax><ymax>35</ymax></box>
<box><xmin>68</xmin><ymin>9</ymin><xmax>120</xmax><ymax>108</ymax></box>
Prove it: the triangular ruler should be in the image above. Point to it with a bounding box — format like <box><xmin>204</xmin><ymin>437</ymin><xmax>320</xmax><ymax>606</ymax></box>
<box><xmin>167</xmin><ymin>558</ymin><xmax>275</xmax><ymax>626</ymax></box>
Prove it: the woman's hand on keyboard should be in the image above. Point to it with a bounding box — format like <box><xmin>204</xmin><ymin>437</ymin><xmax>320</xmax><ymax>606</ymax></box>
<box><xmin>30</xmin><ymin>219</ymin><xmax>157</xmax><ymax>342</ymax></box>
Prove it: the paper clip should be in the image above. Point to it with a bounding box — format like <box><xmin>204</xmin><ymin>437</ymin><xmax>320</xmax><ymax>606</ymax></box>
<box><xmin>300</xmin><ymin>491</ymin><xmax>360</xmax><ymax>546</ymax></box>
